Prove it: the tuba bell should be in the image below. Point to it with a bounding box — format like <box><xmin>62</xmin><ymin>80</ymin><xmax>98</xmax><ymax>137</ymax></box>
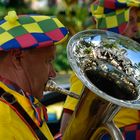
<box><xmin>45</xmin><ymin>29</ymin><xmax>140</xmax><ymax>140</ymax></box>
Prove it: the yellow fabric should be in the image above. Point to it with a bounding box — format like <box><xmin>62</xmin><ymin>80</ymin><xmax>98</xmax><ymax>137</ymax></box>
<box><xmin>63</xmin><ymin>73</ymin><xmax>84</xmax><ymax>111</ymax></box>
<box><xmin>0</xmin><ymin>81</ymin><xmax>54</xmax><ymax>140</ymax></box>
<box><xmin>63</xmin><ymin>72</ymin><xmax>140</xmax><ymax>128</ymax></box>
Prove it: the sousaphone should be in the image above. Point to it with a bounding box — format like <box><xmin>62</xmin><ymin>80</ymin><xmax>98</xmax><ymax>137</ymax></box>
<box><xmin>63</xmin><ymin>29</ymin><xmax>140</xmax><ymax>140</ymax></box>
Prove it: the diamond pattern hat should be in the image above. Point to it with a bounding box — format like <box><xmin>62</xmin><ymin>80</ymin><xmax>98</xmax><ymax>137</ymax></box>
<box><xmin>90</xmin><ymin>0</ymin><xmax>140</xmax><ymax>34</ymax></box>
<box><xmin>0</xmin><ymin>11</ymin><xmax>69</xmax><ymax>51</ymax></box>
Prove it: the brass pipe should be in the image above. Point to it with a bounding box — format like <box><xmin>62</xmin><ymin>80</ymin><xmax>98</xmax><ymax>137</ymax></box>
<box><xmin>45</xmin><ymin>80</ymin><xmax>80</xmax><ymax>99</ymax></box>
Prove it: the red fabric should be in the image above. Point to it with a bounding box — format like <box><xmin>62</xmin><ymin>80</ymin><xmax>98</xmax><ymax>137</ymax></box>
<box><xmin>104</xmin><ymin>0</ymin><xmax>116</xmax><ymax>9</ymax></box>
<box><xmin>63</xmin><ymin>108</ymin><xmax>73</xmax><ymax>114</ymax></box>
<box><xmin>54</xmin><ymin>132</ymin><xmax>62</xmax><ymax>140</ymax></box>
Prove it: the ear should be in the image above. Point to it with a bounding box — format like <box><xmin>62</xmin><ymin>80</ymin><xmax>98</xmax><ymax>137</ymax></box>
<box><xmin>9</xmin><ymin>49</ymin><xmax>23</xmax><ymax>69</ymax></box>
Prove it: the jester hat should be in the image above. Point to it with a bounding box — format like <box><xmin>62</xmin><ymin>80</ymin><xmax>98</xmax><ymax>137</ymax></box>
<box><xmin>90</xmin><ymin>0</ymin><xmax>140</xmax><ymax>34</ymax></box>
<box><xmin>0</xmin><ymin>11</ymin><xmax>68</xmax><ymax>51</ymax></box>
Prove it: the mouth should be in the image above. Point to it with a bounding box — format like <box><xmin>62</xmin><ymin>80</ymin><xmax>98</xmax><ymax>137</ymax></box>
<box><xmin>44</xmin><ymin>78</ymin><xmax>52</xmax><ymax>91</ymax></box>
<box><xmin>44</xmin><ymin>81</ymin><xmax>48</xmax><ymax>91</ymax></box>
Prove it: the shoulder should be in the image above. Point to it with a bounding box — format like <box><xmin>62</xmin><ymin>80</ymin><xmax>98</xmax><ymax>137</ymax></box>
<box><xmin>0</xmin><ymin>100</ymin><xmax>15</xmax><ymax>139</ymax></box>
<box><xmin>0</xmin><ymin>100</ymin><xmax>12</xmax><ymax>124</ymax></box>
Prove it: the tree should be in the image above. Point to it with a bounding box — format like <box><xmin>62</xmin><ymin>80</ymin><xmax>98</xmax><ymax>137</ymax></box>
<box><xmin>0</xmin><ymin>0</ymin><xmax>27</xmax><ymax>8</ymax></box>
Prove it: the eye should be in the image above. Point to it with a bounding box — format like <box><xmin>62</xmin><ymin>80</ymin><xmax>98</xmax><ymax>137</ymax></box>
<box><xmin>46</xmin><ymin>59</ymin><xmax>54</xmax><ymax>65</ymax></box>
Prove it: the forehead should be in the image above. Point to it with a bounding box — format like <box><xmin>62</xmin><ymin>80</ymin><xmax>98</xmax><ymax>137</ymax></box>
<box><xmin>29</xmin><ymin>45</ymin><xmax>56</xmax><ymax>54</ymax></box>
<box><xmin>26</xmin><ymin>45</ymin><xmax>56</xmax><ymax>59</ymax></box>
<box><xmin>130</xmin><ymin>7</ymin><xmax>139</xmax><ymax>15</ymax></box>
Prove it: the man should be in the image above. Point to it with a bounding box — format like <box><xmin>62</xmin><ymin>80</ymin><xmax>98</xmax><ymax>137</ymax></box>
<box><xmin>0</xmin><ymin>11</ymin><xmax>68</xmax><ymax>139</ymax></box>
<box><xmin>60</xmin><ymin>0</ymin><xmax>140</xmax><ymax>139</ymax></box>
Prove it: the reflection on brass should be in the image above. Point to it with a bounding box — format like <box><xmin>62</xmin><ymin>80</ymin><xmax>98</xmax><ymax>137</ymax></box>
<box><xmin>74</xmin><ymin>36</ymin><xmax>139</xmax><ymax>99</ymax></box>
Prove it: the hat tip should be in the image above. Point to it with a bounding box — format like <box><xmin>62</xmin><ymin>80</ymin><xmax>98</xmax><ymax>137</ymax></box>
<box><xmin>4</xmin><ymin>11</ymin><xmax>18</xmax><ymax>24</ymax></box>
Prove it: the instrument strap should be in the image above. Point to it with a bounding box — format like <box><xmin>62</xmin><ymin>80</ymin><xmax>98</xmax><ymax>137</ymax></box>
<box><xmin>0</xmin><ymin>88</ymin><xmax>48</xmax><ymax>140</ymax></box>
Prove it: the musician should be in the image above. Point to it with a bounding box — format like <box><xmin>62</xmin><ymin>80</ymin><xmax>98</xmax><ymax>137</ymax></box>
<box><xmin>61</xmin><ymin>0</ymin><xmax>140</xmax><ymax>139</ymax></box>
<box><xmin>0</xmin><ymin>11</ymin><xmax>68</xmax><ymax>139</ymax></box>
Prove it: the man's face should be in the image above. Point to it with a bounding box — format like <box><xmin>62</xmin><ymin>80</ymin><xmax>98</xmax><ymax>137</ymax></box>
<box><xmin>21</xmin><ymin>46</ymin><xmax>56</xmax><ymax>99</ymax></box>
<box><xmin>123</xmin><ymin>8</ymin><xmax>139</xmax><ymax>38</ymax></box>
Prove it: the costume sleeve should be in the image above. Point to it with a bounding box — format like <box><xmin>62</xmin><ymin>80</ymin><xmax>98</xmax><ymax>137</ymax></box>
<box><xmin>63</xmin><ymin>72</ymin><xmax>84</xmax><ymax>111</ymax></box>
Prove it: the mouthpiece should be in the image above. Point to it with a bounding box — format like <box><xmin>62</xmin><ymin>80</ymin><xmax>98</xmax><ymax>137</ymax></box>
<box><xmin>45</xmin><ymin>80</ymin><xmax>80</xmax><ymax>99</ymax></box>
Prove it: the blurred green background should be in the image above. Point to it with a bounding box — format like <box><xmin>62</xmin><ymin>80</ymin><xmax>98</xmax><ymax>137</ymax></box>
<box><xmin>0</xmin><ymin>0</ymin><xmax>94</xmax><ymax>73</ymax></box>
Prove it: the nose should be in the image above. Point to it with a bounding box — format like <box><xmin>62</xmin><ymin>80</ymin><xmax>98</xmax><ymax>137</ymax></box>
<box><xmin>133</xmin><ymin>23</ymin><xmax>139</xmax><ymax>33</ymax></box>
<box><xmin>48</xmin><ymin>65</ymin><xmax>56</xmax><ymax>78</ymax></box>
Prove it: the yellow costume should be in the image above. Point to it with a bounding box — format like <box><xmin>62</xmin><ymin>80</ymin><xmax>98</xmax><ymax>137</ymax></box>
<box><xmin>0</xmin><ymin>80</ymin><xmax>54</xmax><ymax>140</ymax></box>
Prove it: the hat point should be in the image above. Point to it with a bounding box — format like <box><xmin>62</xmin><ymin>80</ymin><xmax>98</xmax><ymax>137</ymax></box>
<box><xmin>4</xmin><ymin>11</ymin><xmax>18</xmax><ymax>24</ymax></box>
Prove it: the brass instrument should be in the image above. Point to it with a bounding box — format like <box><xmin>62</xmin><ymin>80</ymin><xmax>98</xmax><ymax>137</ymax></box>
<box><xmin>45</xmin><ymin>80</ymin><xmax>80</xmax><ymax>99</ymax></box>
<box><xmin>45</xmin><ymin>30</ymin><xmax>140</xmax><ymax>140</ymax></box>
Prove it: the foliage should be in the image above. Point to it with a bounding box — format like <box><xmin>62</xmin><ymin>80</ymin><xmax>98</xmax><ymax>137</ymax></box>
<box><xmin>54</xmin><ymin>43</ymin><xmax>72</xmax><ymax>73</ymax></box>
<box><xmin>58</xmin><ymin>0</ymin><xmax>93</xmax><ymax>35</ymax></box>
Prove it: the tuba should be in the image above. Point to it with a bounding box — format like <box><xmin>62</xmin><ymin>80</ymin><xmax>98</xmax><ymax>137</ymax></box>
<box><xmin>46</xmin><ymin>29</ymin><xmax>140</xmax><ymax>140</ymax></box>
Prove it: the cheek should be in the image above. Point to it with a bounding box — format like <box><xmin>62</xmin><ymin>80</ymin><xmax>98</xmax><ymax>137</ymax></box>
<box><xmin>43</xmin><ymin>63</ymin><xmax>51</xmax><ymax>78</ymax></box>
<box><xmin>31</xmin><ymin>62</ymin><xmax>49</xmax><ymax>79</ymax></box>
<box><xmin>46</xmin><ymin>66</ymin><xmax>50</xmax><ymax>76</ymax></box>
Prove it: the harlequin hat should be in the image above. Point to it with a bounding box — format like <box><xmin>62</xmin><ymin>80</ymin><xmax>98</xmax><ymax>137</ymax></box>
<box><xmin>0</xmin><ymin>11</ymin><xmax>69</xmax><ymax>51</ymax></box>
<box><xmin>90</xmin><ymin>0</ymin><xmax>140</xmax><ymax>34</ymax></box>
